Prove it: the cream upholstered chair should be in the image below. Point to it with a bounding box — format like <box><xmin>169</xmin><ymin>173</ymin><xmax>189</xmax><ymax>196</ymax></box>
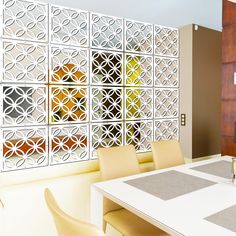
<box><xmin>97</xmin><ymin>145</ymin><xmax>168</xmax><ymax>236</ymax></box>
<box><xmin>151</xmin><ymin>140</ymin><xmax>185</xmax><ymax>170</ymax></box>
<box><xmin>44</xmin><ymin>188</ymin><xmax>105</xmax><ymax>236</ymax></box>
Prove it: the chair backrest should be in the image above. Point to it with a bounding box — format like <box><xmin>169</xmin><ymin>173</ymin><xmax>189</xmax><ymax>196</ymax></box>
<box><xmin>97</xmin><ymin>145</ymin><xmax>140</xmax><ymax>180</ymax></box>
<box><xmin>44</xmin><ymin>188</ymin><xmax>105</xmax><ymax>236</ymax></box>
<box><xmin>151</xmin><ymin>140</ymin><xmax>185</xmax><ymax>170</ymax></box>
<box><xmin>97</xmin><ymin>145</ymin><xmax>140</xmax><ymax>215</ymax></box>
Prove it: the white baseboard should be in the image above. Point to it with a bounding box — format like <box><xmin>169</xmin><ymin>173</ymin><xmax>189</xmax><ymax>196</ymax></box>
<box><xmin>184</xmin><ymin>154</ymin><xmax>221</xmax><ymax>163</ymax></box>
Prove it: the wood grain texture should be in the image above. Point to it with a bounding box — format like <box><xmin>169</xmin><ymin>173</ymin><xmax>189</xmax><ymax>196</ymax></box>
<box><xmin>221</xmin><ymin>100</ymin><xmax>236</xmax><ymax>136</ymax></box>
<box><xmin>222</xmin><ymin>62</ymin><xmax>236</xmax><ymax>99</ymax></box>
<box><xmin>221</xmin><ymin>136</ymin><xmax>236</xmax><ymax>156</ymax></box>
<box><xmin>223</xmin><ymin>0</ymin><xmax>236</xmax><ymax>26</ymax></box>
<box><xmin>222</xmin><ymin>25</ymin><xmax>236</xmax><ymax>63</ymax></box>
<box><xmin>222</xmin><ymin>0</ymin><xmax>236</xmax><ymax>156</ymax></box>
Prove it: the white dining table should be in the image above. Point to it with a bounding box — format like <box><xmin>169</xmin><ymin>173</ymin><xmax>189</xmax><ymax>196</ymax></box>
<box><xmin>90</xmin><ymin>156</ymin><xmax>236</xmax><ymax>236</ymax></box>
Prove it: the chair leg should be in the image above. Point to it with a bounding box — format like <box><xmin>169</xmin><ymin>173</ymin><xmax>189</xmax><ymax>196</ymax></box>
<box><xmin>104</xmin><ymin>222</ymin><xmax>124</xmax><ymax>236</ymax></box>
<box><xmin>103</xmin><ymin>219</ymin><xmax>107</xmax><ymax>233</ymax></box>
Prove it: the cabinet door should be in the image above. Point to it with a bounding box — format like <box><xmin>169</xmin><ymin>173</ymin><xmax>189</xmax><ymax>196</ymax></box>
<box><xmin>223</xmin><ymin>0</ymin><xmax>236</xmax><ymax>27</ymax></box>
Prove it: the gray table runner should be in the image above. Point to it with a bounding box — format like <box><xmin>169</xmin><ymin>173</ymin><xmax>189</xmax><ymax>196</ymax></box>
<box><xmin>191</xmin><ymin>160</ymin><xmax>231</xmax><ymax>179</ymax></box>
<box><xmin>205</xmin><ymin>205</ymin><xmax>236</xmax><ymax>233</ymax></box>
<box><xmin>125</xmin><ymin>170</ymin><xmax>216</xmax><ymax>200</ymax></box>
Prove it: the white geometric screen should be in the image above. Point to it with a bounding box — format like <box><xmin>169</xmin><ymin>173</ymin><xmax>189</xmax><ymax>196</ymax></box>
<box><xmin>49</xmin><ymin>86</ymin><xmax>88</xmax><ymax>124</ymax></box>
<box><xmin>154</xmin><ymin>26</ymin><xmax>178</xmax><ymax>57</ymax></box>
<box><xmin>2</xmin><ymin>85</ymin><xmax>47</xmax><ymax>126</ymax></box>
<box><xmin>154</xmin><ymin>57</ymin><xmax>178</xmax><ymax>87</ymax></box>
<box><xmin>125</xmin><ymin>120</ymin><xmax>153</xmax><ymax>152</ymax></box>
<box><xmin>91</xmin><ymin>50</ymin><xmax>123</xmax><ymax>85</ymax></box>
<box><xmin>0</xmin><ymin>0</ymin><xmax>179</xmax><ymax>171</ymax></box>
<box><xmin>125</xmin><ymin>20</ymin><xmax>153</xmax><ymax>54</ymax></box>
<box><xmin>125</xmin><ymin>54</ymin><xmax>153</xmax><ymax>86</ymax></box>
<box><xmin>2</xmin><ymin>127</ymin><xmax>48</xmax><ymax>171</ymax></box>
<box><xmin>154</xmin><ymin>89</ymin><xmax>178</xmax><ymax>118</ymax></box>
<box><xmin>91</xmin><ymin>87</ymin><xmax>123</xmax><ymax>122</ymax></box>
<box><xmin>49</xmin><ymin>124</ymin><xmax>88</xmax><ymax>164</ymax></box>
<box><xmin>2</xmin><ymin>40</ymin><xmax>48</xmax><ymax>83</ymax></box>
<box><xmin>50</xmin><ymin>45</ymin><xmax>88</xmax><ymax>85</ymax></box>
<box><xmin>91</xmin><ymin>13</ymin><xmax>123</xmax><ymax>51</ymax></box>
<box><xmin>3</xmin><ymin>0</ymin><xmax>48</xmax><ymax>41</ymax></box>
<box><xmin>50</xmin><ymin>5</ymin><xmax>89</xmax><ymax>46</ymax></box>
<box><xmin>125</xmin><ymin>88</ymin><xmax>153</xmax><ymax>120</ymax></box>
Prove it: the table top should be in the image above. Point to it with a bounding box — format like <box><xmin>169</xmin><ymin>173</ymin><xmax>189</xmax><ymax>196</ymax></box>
<box><xmin>93</xmin><ymin>156</ymin><xmax>236</xmax><ymax>236</ymax></box>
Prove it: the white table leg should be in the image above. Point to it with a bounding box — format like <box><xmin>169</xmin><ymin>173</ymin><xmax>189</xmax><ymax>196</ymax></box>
<box><xmin>90</xmin><ymin>185</ymin><xmax>104</xmax><ymax>230</ymax></box>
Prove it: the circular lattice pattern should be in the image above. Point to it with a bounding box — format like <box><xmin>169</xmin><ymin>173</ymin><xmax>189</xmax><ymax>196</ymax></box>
<box><xmin>3</xmin><ymin>0</ymin><xmax>48</xmax><ymax>41</ymax></box>
<box><xmin>51</xmin><ymin>46</ymin><xmax>88</xmax><ymax>84</ymax></box>
<box><xmin>50</xmin><ymin>125</ymin><xmax>88</xmax><ymax>164</ymax></box>
<box><xmin>0</xmin><ymin>0</ymin><xmax>180</xmax><ymax>169</ymax></box>
<box><xmin>125</xmin><ymin>88</ymin><xmax>153</xmax><ymax>120</ymax></box>
<box><xmin>91</xmin><ymin>122</ymin><xmax>123</xmax><ymax>158</ymax></box>
<box><xmin>91</xmin><ymin>87</ymin><xmax>123</xmax><ymax>121</ymax></box>
<box><xmin>125</xmin><ymin>20</ymin><xmax>153</xmax><ymax>54</ymax></box>
<box><xmin>154</xmin><ymin>119</ymin><xmax>178</xmax><ymax>141</ymax></box>
<box><xmin>91</xmin><ymin>50</ymin><xmax>123</xmax><ymax>85</ymax></box>
<box><xmin>125</xmin><ymin>53</ymin><xmax>153</xmax><ymax>86</ymax></box>
<box><xmin>51</xmin><ymin>5</ymin><xmax>88</xmax><ymax>46</ymax></box>
<box><xmin>91</xmin><ymin>13</ymin><xmax>123</xmax><ymax>50</ymax></box>
<box><xmin>154</xmin><ymin>89</ymin><xmax>178</xmax><ymax>118</ymax></box>
<box><xmin>125</xmin><ymin>120</ymin><xmax>153</xmax><ymax>152</ymax></box>
<box><xmin>50</xmin><ymin>86</ymin><xmax>87</xmax><ymax>123</ymax></box>
<box><xmin>154</xmin><ymin>25</ymin><xmax>178</xmax><ymax>57</ymax></box>
<box><xmin>2</xmin><ymin>127</ymin><xmax>47</xmax><ymax>170</ymax></box>
<box><xmin>3</xmin><ymin>40</ymin><xmax>47</xmax><ymax>83</ymax></box>
<box><xmin>3</xmin><ymin>85</ymin><xmax>47</xmax><ymax>126</ymax></box>
<box><xmin>154</xmin><ymin>57</ymin><xmax>178</xmax><ymax>87</ymax></box>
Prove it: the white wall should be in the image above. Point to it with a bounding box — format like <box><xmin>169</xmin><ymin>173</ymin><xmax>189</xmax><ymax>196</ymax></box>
<box><xmin>40</xmin><ymin>0</ymin><xmax>222</xmax><ymax>31</ymax></box>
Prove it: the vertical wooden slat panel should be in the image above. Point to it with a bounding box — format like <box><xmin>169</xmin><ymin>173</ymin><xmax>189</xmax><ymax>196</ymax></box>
<box><xmin>223</xmin><ymin>0</ymin><xmax>236</xmax><ymax>27</ymax></box>
<box><xmin>221</xmin><ymin>62</ymin><xmax>236</xmax><ymax>99</ymax></box>
<box><xmin>222</xmin><ymin>0</ymin><xmax>236</xmax><ymax>156</ymax></box>
<box><xmin>222</xmin><ymin>25</ymin><xmax>236</xmax><ymax>63</ymax></box>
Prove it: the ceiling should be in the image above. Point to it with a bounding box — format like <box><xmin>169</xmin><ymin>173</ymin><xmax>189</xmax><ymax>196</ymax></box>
<box><xmin>41</xmin><ymin>0</ymin><xmax>222</xmax><ymax>31</ymax></box>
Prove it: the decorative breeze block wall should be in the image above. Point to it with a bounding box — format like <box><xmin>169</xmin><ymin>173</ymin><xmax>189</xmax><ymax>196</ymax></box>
<box><xmin>0</xmin><ymin>0</ymin><xmax>179</xmax><ymax>171</ymax></box>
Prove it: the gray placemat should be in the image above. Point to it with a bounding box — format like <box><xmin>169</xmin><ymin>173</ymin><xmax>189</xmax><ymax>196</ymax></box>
<box><xmin>191</xmin><ymin>160</ymin><xmax>231</xmax><ymax>179</ymax></box>
<box><xmin>124</xmin><ymin>170</ymin><xmax>216</xmax><ymax>200</ymax></box>
<box><xmin>205</xmin><ymin>205</ymin><xmax>236</xmax><ymax>233</ymax></box>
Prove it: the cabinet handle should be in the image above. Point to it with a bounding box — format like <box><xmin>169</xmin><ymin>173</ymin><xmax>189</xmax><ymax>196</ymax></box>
<box><xmin>233</xmin><ymin>72</ymin><xmax>236</xmax><ymax>85</ymax></box>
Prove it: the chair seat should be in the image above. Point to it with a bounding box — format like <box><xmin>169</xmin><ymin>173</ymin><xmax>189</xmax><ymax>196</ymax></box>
<box><xmin>104</xmin><ymin>208</ymin><xmax>169</xmax><ymax>236</ymax></box>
